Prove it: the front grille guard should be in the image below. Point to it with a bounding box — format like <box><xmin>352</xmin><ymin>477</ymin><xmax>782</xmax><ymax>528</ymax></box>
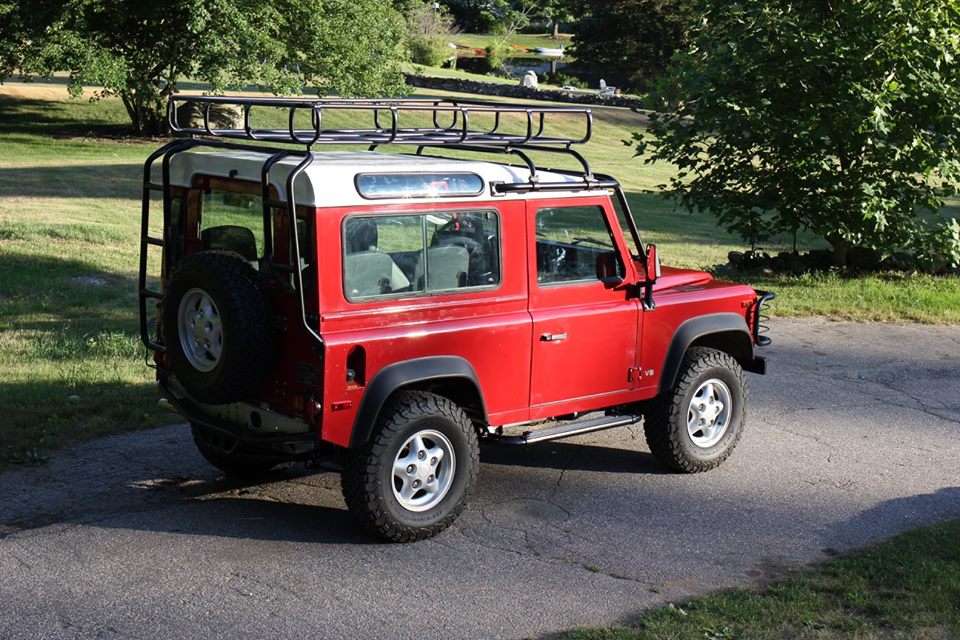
<box><xmin>752</xmin><ymin>290</ymin><xmax>775</xmax><ymax>346</ymax></box>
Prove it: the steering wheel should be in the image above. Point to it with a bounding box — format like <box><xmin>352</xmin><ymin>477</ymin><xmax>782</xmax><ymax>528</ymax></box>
<box><xmin>437</xmin><ymin>234</ymin><xmax>484</xmax><ymax>257</ymax></box>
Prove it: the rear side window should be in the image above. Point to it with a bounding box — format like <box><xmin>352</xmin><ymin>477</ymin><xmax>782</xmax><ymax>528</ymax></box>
<box><xmin>200</xmin><ymin>190</ymin><xmax>263</xmax><ymax>261</ymax></box>
<box><xmin>342</xmin><ymin>211</ymin><xmax>500</xmax><ymax>300</ymax></box>
<box><xmin>535</xmin><ymin>205</ymin><xmax>624</xmax><ymax>285</ymax></box>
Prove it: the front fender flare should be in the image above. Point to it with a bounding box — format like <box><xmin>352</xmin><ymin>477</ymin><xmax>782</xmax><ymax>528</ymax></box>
<box><xmin>658</xmin><ymin>313</ymin><xmax>757</xmax><ymax>394</ymax></box>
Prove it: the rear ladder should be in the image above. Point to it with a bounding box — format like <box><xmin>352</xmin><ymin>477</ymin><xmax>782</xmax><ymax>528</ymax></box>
<box><xmin>138</xmin><ymin>140</ymin><xmax>323</xmax><ymax>353</ymax></box>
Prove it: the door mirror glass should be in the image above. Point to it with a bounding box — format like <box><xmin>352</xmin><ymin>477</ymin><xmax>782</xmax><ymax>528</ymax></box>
<box><xmin>645</xmin><ymin>244</ymin><xmax>661</xmax><ymax>281</ymax></box>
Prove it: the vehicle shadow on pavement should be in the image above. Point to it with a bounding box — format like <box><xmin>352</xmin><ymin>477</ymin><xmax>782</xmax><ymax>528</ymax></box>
<box><xmin>86</xmin><ymin>468</ymin><xmax>390</xmax><ymax>545</ymax></box>
<box><xmin>144</xmin><ymin>495</ymin><xmax>374</xmax><ymax>545</ymax></box>
<box><xmin>480</xmin><ymin>439</ymin><xmax>669</xmax><ymax>475</ymax></box>
<box><xmin>823</xmin><ymin>486</ymin><xmax>960</xmax><ymax>551</ymax></box>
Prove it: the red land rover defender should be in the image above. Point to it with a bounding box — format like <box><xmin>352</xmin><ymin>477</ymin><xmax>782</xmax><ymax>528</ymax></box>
<box><xmin>139</xmin><ymin>96</ymin><xmax>773</xmax><ymax>541</ymax></box>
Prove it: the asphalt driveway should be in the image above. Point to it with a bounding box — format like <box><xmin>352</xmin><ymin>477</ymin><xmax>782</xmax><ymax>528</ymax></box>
<box><xmin>1</xmin><ymin>317</ymin><xmax>959</xmax><ymax>639</ymax></box>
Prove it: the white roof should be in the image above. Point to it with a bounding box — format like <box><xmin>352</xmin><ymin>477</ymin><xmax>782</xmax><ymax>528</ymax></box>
<box><xmin>160</xmin><ymin>149</ymin><xmax>602</xmax><ymax>207</ymax></box>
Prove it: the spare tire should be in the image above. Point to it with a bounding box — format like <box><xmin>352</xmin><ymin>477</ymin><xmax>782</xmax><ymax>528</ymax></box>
<box><xmin>162</xmin><ymin>250</ymin><xmax>276</xmax><ymax>404</ymax></box>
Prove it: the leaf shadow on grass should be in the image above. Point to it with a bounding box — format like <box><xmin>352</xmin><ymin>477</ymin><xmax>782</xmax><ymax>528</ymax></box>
<box><xmin>0</xmin><ymin>94</ymin><xmax>132</xmax><ymax>138</ymax></box>
<box><xmin>0</xmin><ymin>163</ymin><xmax>142</xmax><ymax>199</ymax></box>
<box><xmin>0</xmin><ymin>250</ymin><xmax>156</xmax><ymax>464</ymax></box>
<box><xmin>0</xmin><ymin>252</ymin><xmax>138</xmax><ymax>322</ymax></box>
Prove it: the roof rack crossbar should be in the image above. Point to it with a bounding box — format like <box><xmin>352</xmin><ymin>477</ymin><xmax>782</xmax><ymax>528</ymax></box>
<box><xmin>410</xmin><ymin>141</ymin><xmax>597</xmax><ymax>185</ymax></box>
<box><xmin>167</xmin><ymin>95</ymin><xmax>593</xmax><ymax>148</ymax></box>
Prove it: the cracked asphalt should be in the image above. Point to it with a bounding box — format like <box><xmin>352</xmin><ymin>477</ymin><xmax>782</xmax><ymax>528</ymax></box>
<box><xmin>2</xmin><ymin>317</ymin><xmax>959</xmax><ymax>640</ymax></box>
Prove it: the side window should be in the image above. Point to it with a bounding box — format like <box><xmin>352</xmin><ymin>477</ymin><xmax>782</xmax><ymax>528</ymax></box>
<box><xmin>343</xmin><ymin>211</ymin><xmax>500</xmax><ymax>300</ymax></box>
<box><xmin>535</xmin><ymin>205</ymin><xmax>623</xmax><ymax>285</ymax></box>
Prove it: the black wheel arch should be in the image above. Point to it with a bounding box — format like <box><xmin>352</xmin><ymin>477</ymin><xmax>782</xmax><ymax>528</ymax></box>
<box><xmin>659</xmin><ymin>313</ymin><xmax>762</xmax><ymax>395</ymax></box>
<box><xmin>348</xmin><ymin>356</ymin><xmax>488</xmax><ymax>448</ymax></box>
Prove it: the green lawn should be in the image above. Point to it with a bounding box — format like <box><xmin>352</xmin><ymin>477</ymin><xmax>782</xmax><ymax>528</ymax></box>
<box><xmin>0</xmin><ymin>85</ymin><xmax>170</xmax><ymax>466</ymax></box>
<box><xmin>555</xmin><ymin>518</ymin><xmax>960</xmax><ymax>640</ymax></box>
<box><xmin>0</xmin><ymin>81</ymin><xmax>957</xmax><ymax>467</ymax></box>
<box><xmin>450</xmin><ymin>32</ymin><xmax>572</xmax><ymax>53</ymax></box>
<box><xmin>406</xmin><ymin>62</ymin><xmax>519</xmax><ymax>84</ymax></box>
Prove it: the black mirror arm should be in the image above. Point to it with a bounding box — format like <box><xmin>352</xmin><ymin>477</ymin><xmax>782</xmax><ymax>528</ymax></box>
<box><xmin>642</xmin><ymin>278</ymin><xmax>656</xmax><ymax>310</ymax></box>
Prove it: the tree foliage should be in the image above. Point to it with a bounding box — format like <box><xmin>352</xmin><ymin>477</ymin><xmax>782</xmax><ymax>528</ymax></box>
<box><xmin>443</xmin><ymin>0</ymin><xmax>517</xmax><ymax>33</ymax></box>
<box><xmin>570</xmin><ymin>0</ymin><xmax>692</xmax><ymax>91</ymax></box>
<box><xmin>637</xmin><ymin>0</ymin><xmax>960</xmax><ymax>268</ymax></box>
<box><xmin>0</xmin><ymin>0</ymin><xmax>407</xmax><ymax>135</ymax></box>
<box><xmin>441</xmin><ymin>0</ymin><xmax>571</xmax><ymax>37</ymax></box>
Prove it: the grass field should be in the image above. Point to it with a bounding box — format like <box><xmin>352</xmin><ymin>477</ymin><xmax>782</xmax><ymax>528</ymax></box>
<box><xmin>0</xmin><ymin>85</ymin><xmax>170</xmax><ymax>465</ymax></box>
<box><xmin>0</xmin><ymin>80</ymin><xmax>958</xmax><ymax>466</ymax></box>
<box><xmin>450</xmin><ymin>32</ymin><xmax>572</xmax><ymax>53</ymax></box>
<box><xmin>555</xmin><ymin>518</ymin><xmax>960</xmax><ymax>640</ymax></box>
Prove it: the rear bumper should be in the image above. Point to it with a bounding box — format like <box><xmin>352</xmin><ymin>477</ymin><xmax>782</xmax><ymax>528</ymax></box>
<box><xmin>158</xmin><ymin>379</ymin><xmax>321</xmax><ymax>458</ymax></box>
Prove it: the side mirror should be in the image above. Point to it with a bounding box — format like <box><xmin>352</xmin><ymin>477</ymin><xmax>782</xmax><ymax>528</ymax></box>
<box><xmin>595</xmin><ymin>251</ymin><xmax>622</xmax><ymax>283</ymax></box>
<box><xmin>645</xmin><ymin>244</ymin><xmax>661</xmax><ymax>281</ymax></box>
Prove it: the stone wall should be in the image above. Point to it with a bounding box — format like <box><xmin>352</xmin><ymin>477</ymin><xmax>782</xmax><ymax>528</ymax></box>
<box><xmin>404</xmin><ymin>73</ymin><xmax>647</xmax><ymax>110</ymax></box>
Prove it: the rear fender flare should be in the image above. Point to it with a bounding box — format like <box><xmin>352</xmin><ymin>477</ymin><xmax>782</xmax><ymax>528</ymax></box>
<box><xmin>348</xmin><ymin>356</ymin><xmax>487</xmax><ymax>448</ymax></box>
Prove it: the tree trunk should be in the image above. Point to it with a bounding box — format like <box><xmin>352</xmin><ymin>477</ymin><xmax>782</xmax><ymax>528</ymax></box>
<box><xmin>551</xmin><ymin>20</ymin><xmax>560</xmax><ymax>39</ymax></box>
<box><xmin>830</xmin><ymin>239</ymin><xmax>848</xmax><ymax>268</ymax></box>
<box><xmin>122</xmin><ymin>91</ymin><xmax>166</xmax><ymax>136</ymax></box>
<box><xmin>139</xmin><ymin>107</ymin><xmax>166</xmax><ymax>137</ymax></box>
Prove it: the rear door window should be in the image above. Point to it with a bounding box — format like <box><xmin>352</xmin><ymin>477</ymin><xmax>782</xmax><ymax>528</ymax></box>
<box><xmin>199</xmin><ymin>189</ymin><xmax>263</xmax><ymax>262</ymax></box>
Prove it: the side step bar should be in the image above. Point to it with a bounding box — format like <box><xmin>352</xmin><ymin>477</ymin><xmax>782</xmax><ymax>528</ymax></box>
<box><xmin>492</xmin><ymin>414</ymin><xmax>642</xmax><ymax>445</ymax></box>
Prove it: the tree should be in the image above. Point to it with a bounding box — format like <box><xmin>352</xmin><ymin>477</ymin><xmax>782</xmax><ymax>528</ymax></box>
<box><xmin>0</xmin><ymin>2</ymin><xmax>22</xmax><ymax>80</ymax></box>
<box><xmin>637</xmin><ymin>0</ymin><xmax>960</xmax><ymax>268</ymax></box>
<box><xmin>570</xmin><ymin>0</ymin><xmax>692</xmax><ymax>91</ymax></box>
<box><xmin>0</xmin><ymin>0</ymin><xmax>406</xmax><ymax>135</ymax></box>
<box><xmin>443</xmin><ymin>0</ymin><xmax>517</xmax><ymax>33</ymax></box>
<box><xmin>405</xmin><ymin>0</ymin><xmax>458</xmax><ymax>67</ymax></box>
<box><xmin>535</xmin><ymin>0</ymin><xmax>575</xmax><ymax>38</ymax></box>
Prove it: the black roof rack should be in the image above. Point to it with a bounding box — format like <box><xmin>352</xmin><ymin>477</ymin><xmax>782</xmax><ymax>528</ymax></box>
<box><xmin>167</xmin><ymin>95</ymin><xmax>594</xmax><ymax>149</ymax></box>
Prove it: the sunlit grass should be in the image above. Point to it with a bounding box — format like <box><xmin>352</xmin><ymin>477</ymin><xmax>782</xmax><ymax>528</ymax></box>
<box><xmin>449</xmin><ymin>32</ymin><xmax>573</xmax><ymax>53</ymax></box>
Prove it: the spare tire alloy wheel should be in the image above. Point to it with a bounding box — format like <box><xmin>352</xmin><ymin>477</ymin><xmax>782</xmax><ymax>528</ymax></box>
<box><xmin>163</xmin><ymin>250</ymin><xmax>276</xmax><ymax>405</ymax></box>
<box><xmin>178</xmin><ymin>288</ymin><xmax>224</xmax><ymax>372</ymax></box>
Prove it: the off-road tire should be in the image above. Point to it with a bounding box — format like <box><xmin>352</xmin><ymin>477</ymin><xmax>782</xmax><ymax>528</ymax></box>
<box><xmin>644</xmin><ymin>347</ymin><xmax>747</xmax><ymax>473</ymax></box>
<box><xmin>341</xmin><ymin>391</ymin><xmax>479</xmax><ymax>542</ymax></box>
<box><xmin>162</xmin><ymin>251</ymin><xmax>276</xmax><ymax>404</ymax></box>
<box><xmin>191</xmin><ymin>424</ymin><xmax>291</xmax><ymax>480</ymax></box>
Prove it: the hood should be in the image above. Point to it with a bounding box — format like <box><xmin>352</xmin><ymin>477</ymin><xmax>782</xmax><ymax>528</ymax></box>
<box><xmin>652</xmin><ymin>266</ymin><xmax>714</xmax><ymax>291</ymax></box>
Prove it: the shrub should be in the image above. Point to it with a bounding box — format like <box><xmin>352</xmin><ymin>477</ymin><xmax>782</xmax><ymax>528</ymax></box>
<box><xmin>483</xmin><ymin>41</ymin><xmax>508</xmax><ymax>73</ymax></box>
